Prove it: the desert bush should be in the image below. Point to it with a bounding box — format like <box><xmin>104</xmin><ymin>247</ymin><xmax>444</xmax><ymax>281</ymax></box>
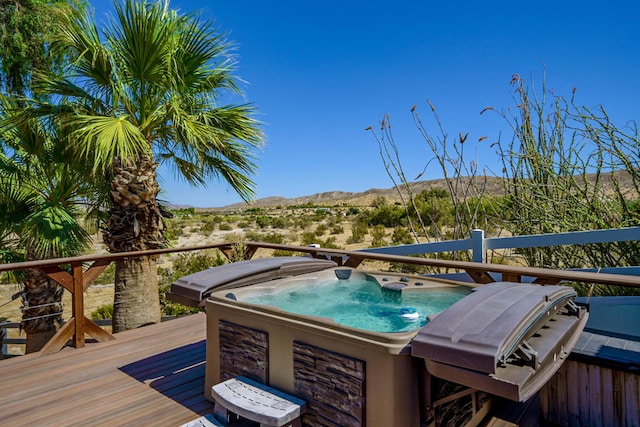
<box><xmin>245</xmin><ymin>231</ymin><xmax>286</xmax><ymax>244</ymax></box>
<box><xmin>368</xmin><ymin>101</ymin><xmax>499</xmax><ymax>253</ymax></box>
<box><xmin>210</xmin><ymin>215</ymin><xmax>224</xmax><ymax>223</ymax></box>
<box><xmin>318</xmin><ymin>237</ymin><xmax>341</xmax><ymax>249</ymax></box>
<box><xmin>392</xmin><ymin>227</ymin><xmax>415</xmax><ymax>244</ymax></box>
<box><xmin>271</xmin><ymin>216</ymin><xmax>290</xmax><ymax>228</ymax></box>
<box><xmin>201</xmin><ymin>220</ymin><xmax>216</xmax><ymax>234</ymax></box>
<box><xmin>172</xmin><ymin>207</ymin><xmax>196</xmax><ymax>216</ymax></box>
<box><xmin>410</xmin><ymin>189</ymin><xmax>454</xmax><ymax>231</ymax></box>
<box><xmin>91</xmin><ymin>304</ymin><xmax>114</xmax><ymax>320</ymax></box>
<box><xmin>366</xmin><ymin>204</ymin><xmax>406</xmax><ymax>227</ymax></box>
<box><xmin>330</xmin><ymin>224</ymin><xmax>344</xmax><ymax>235</ymax></box>
<box><xmin>294</xmin><ymin>216</ymin><xmax>312</xmax><ymax>229</ymax></box>
<box><xmin>347</xmin><ymin>220</ymin><xmax>368</xmax><ymax>244</ymax></box>
<box><xmin>163</xmin><ymin>220</ymin><xmax>184</xmax><ymax>241</ymax></box>
<box><xmin>388</xmin><ymin>260</ymin><xmax>429</xmax><ymax>275</ymax></box>
<box><xmin>310</xmin><ymin>209</ymin><xmax>329</xmax><ymax>221</ymax></box>
<box><xmin>273</xmin><ymin>249</ymin><xmax>294</xmax><ymax>256</ymax></box>
<box><xmin>300</xmin><ymin>232</ymin><xmax>318</xmax><ymax>246</ymax></box>
<box><xmin>369</xmin><ymin>225</ymin><xmax>388</xmax><ymax>248</ymax></box>
<box><xmin>255</xmin><ymin>215</ymin><xmax>271</xmax><ymax>228</ymax></box>
<box><xmin>315</xmin><ymin>224</ymin><xmax>328</xmax><ymax>236</ymax></box>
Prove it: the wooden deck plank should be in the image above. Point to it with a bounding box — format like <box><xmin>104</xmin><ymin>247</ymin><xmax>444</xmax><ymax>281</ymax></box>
<box><xmin>0</xmin><ymin>313</ymin><xmax>213</xmax><ymax>427</ymax></box>
<box><xmin>0</xmin><ymin>316</ymin><xmax>202</xmax><ymax>382</ymax></box>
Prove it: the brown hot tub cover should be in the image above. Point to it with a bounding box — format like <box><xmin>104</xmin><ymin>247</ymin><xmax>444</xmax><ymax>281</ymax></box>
<box><xmin>411</xmin><ymin>281</ymin><xmax>588</xmax><ymax>402</ymax></box>
<box><xmin>166</xmin><ymin>256</ymin><xmax>337</xmax><ymax>307</ymax></box>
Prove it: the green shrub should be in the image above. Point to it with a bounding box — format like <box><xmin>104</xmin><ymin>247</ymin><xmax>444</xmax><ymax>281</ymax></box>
<box><xmin>271</xmin><ymin>216</ymin><xmax>290</xmax><ymax>228</ymax></box>
<box><xmin>392</xmin><ymin>227</ymin><xmax>415</xmax><ymax>244</ymax></box>
<box><xmin>163</xmin><ymin>221</ymin><xmax>184</xmax><ymax>240</ymax></box>
<box><xmin>201</xmin><ymin>220</ymin><xmax>216</xmax><ymax>234</ymax></box>
<box><xmin>369</xmin><ymin>225</ymin><xmax>388</xmax><ymax>248</ymax></box>
<box><xmin>273</xmin><ymin>249</ymin><xmax>294</xmax><ymax>257</ymax></box>
<box><xmin>256</xmin><ymin>215</ymin><xmax>271</xmax><ymax>228</ymax></box>
<box><xmin>173</xmin><ymin>207</ymin><xmax>196</xmax><ymax>216</ymax></box>
<box><xmin>319</xmin><ymin>237</ymin><xmax>341</xmax><ymax>249</ymax></box>
<box><xmin>330</xmin><ymin>225</ymin><xmax>344</xmax><ymax>235</ymax></box>
<box><xmin>367</xmin><ymin>205</ymin><xmax>406</xmax><ymax>227</ymax></box>
<box><xmin>219</xmin><ymin>222</ymin><xmax>233</xmax><ymax>230</ymax></box>
<box><xmin>91</xmin><ymin>304</ymin><xmax>114</xmax><ymax>320</ymax></box>
<box><xmin>300</xmin><ymin>232</ymin><xmax>318</xmax><ymax>246</ymax></box>
<box><xmin>347</xmin><ymin>221</ymin><xmax>368</xmax><ymax>244</ymax></box>
<box><xmin>245</xmin><ymin>231</ymin><xmax>286</xmax><ymax>244</ymax></box>
<box><xmin>294</xmin><ymin>216</ymin><xmax>312</xmax><ymax>229</ymax></box>
<box><xmin>315</xmin><ymin>224</ymin><xmax>328</xmax><ymax>236</ymax></box>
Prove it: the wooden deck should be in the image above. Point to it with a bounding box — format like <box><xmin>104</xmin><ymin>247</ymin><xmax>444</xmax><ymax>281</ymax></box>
<box><xmin>0</xmin><ymin>313</ymin><xmax>213</xmax><ymax>427</ymax></box>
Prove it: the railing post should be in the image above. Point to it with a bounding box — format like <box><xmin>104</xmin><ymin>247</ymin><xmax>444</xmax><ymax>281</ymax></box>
<box><xmin>472</xmin><ymin>229</ymin><xmax>486</xmax><ymax>263</ymax></box>
<box><xmin>72</xmin><ymin>263</ymin><xmax>85</xmax><ymax>348</ymax></box>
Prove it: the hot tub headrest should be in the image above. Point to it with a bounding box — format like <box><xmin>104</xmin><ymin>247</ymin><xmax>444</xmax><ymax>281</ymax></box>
<box><xmin>411</xmin><ymin>281</ymin><xmax>588</xmax><ymax>402</ymax></box>
<box><xmin>165</xmin><ymin>256</ymin><xmax>337</xmax><ymax>307</ymax></box>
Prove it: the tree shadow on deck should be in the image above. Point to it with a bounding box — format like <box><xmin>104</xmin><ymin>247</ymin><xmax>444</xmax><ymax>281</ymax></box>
<box><xmin>119</xmin><ymin>340</ymin><xmax>213</xmax><ymax>415</ymax></box>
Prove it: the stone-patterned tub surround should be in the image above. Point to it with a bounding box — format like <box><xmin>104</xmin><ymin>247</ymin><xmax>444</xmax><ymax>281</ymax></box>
<box><xmin>206</xmin><ymin>296</ymin><xmax>423</xmax><ymax>427</ymax></box>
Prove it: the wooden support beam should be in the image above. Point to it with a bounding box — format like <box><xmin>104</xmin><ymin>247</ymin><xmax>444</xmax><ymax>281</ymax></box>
<box><xmin>38</xmin><ymin>265</ymin><xmax>73</xmax><ymax>292</ymax></box>
<box><xmin>84</xmin><ymin>317</ymin><xmax>115</xmax><ymax>342</ymax></box>
<box><xmin>465</xmin><ymin>269</ymin><xmax>496</xmax><ymax>284</ymax></box>
<box><xmin>344</xmin><ymin>255</ymin><xmax>365</xmax><ymax>268</ymax></box>
<box><xmin>38</xmin><ymin>320</ymin><xmax>75</xmax><ymax>356</ymax></box>
<box><xmin>243</xmin><ymin>245</ymin><xmax>258</xmax><ymax>260</ymax></box>
<box><xmin>502</xmin><ymin>272</ymin><xmax>522</xmax><ymax>283</ymax></box>
<box><xmin>82</xmin><ymin>258</ymin><xmax>112</xmax><ymax>291</ymax></box>
<box><xmin>329</xmin><ymin>255</ymin><xmax>345</xmax><ymax>266</ymax></box>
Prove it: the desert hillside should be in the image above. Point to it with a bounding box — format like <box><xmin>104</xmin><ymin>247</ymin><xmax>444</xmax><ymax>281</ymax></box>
<box><xmin>209</xmin><ymin>170</ymin><xmax>636</xmax><ymax>210</ymax></box>
<box><xmin>209</xmin><ymin>176</ymin><xmax>506</xmax><ymax>210</ymax></box>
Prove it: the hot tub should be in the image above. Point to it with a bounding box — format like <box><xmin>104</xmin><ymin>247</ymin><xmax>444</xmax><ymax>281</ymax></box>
<box><xmin>169</xmin><ymin>256</ymin><xmax>588</xmax><ymax>426</ymax></box>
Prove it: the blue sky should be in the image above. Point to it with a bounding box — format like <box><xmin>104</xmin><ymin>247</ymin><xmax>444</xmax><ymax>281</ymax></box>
<box><xmin>89</xmin><ymin>1</ymin><xmax>640</xmax><ymax>207</ymax></box>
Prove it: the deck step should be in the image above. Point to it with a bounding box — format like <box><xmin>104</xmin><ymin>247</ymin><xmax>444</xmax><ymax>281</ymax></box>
<box><xmin>211</xmin><ymin>376</ymin><xmax>306</xmax><ymax>427</ymax></box>
<box><xmin>180</xmin><ymin>414</ymin><xmax>225</xmax><ymax>427</ymax></box>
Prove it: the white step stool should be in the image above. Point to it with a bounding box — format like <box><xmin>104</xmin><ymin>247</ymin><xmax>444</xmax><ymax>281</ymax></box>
<box><xmin>211</xmin><ymin>376</ymin><xmax>306</xmax><ymax>427</ymax></box>
<box><xmin>180</xmin><ymin>414</ymin><xmax>225</xmax><ymax>427</ymax></box>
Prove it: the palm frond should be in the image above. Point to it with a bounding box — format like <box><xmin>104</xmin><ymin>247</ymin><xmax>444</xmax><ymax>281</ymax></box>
<box><xmin>66</xmin><ymin>115</ymin><xmax>149</xmax><ymax>173</ymax></box>
<box><xmin>21</xmin><ymin>205</ymin><xmax>91</xmax><ymax>259</ymax></box>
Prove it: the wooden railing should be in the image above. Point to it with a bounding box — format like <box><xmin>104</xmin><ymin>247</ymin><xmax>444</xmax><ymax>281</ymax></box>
<box><xmin>1</xmin><ymin>237</ymin><xmax>640</xmax><ymax>357</ymax></box>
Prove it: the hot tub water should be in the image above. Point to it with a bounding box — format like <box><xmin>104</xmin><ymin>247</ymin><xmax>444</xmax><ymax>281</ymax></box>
<box><xmin>240</xmin><ymin>277</ymin><xmax>471</xmax><ymax>333</ymax></box>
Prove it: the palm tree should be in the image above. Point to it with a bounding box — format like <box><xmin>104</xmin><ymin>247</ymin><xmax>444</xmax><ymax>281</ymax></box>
<box><xmin>28</xmin><ymin>0</ymin><xmax>263</xmax><ymax>332</ymax></box>
<box><xmin>0</xmin><ymin>95</ymin><xmax>97</xmax><ymax>352</ymax></box>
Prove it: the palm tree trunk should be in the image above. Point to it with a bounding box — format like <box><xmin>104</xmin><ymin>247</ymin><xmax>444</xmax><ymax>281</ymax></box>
<box><xmin>104</xmin><ymin>155</ymin><xmax>164</xmax><ymax>333</ymax></box>
<box><xmin>21</xmin><ymin>265</ymin><xmax>64</xmax><ymax>353</ymax></box>
<box><xmin>112</xmin><ymin>256</ymin><xmax>161</xmax><ymax>332</ymax></box>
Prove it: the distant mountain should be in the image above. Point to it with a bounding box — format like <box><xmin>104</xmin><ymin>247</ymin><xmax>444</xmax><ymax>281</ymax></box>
<box><xmin>204</xmin><ymin>176</ymin><xmax>506</xmax><ymax>211</ymax></box>
<box><xmin>199</xmin><ymin>170</ymin><xmax>637</xmax><ymax>211</ymax></box>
